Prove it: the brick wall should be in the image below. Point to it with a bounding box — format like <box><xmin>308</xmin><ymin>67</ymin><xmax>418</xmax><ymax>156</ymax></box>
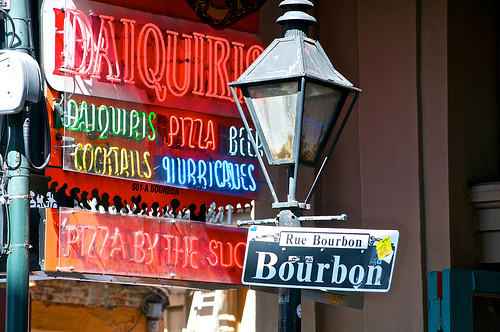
<box><xmin>30</xmin><ymin>280</ymin><xmax>154</xmax><ymax>308</ymax></box>
<box><xmin>28</xmin><ymin>280</ymin><xmax>190</xmax><ymax>332</ymax></box>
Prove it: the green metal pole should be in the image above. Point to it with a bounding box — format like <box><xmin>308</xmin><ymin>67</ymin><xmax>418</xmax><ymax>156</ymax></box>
<box><xmin>4</xmin><ymin>0</ymin><xmax>32</xmax><ymax>331</ymax></box>
<box><xmin>5</xmin><ymin>112</ymin><xmax>30</xmax><ymax>332</ymax></box>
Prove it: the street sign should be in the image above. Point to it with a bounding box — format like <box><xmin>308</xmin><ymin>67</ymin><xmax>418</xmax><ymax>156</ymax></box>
<box><xmin>242</xmin><ymin>226</ymin><xmax>399</xmax><ymax>292</ymax></box>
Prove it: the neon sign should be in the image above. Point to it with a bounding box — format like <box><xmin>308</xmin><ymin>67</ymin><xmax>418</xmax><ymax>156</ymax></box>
<box><xmin>44</xmin><ymin>208</ymin><xmax>248</xmax><ymax>285</ymax></box>
<box><xmin>71</xmin><ymin>142</ymin><xmax>152</xmax><ymax>178</ymax></box>
<box><xmin>63</xmin><ymin>99</ymin><xmax>220</xmax><ymax>152</ymax></box>
<box><xmin>62</xmin><ymin>97</ymin><xmax>260</xmax><ymax>197</ymax></box>
<box><xmin>61</xmin><ymin>222</ymin><xmax>246</xmax><ymax>268</ymax></box>
<box><xmin>160</xmin><ymin>156</ymin><xmax>257</xmax><ymax>193</ymax></box>
<box><xmin>228</xmin><ymin>126</ymin><xmax>263</xmax><ymax>158</ymax></box>
<box><xmin>46</xmin><ymin>0</ymin><xmax>263</xmax><ymax>106</ymax></box>
<box><xmin>43</xmin><ymin>0</ymin><xmax>264</xmax><ymax>199</ymax></box>
<box><xmin>156</xmin><ymin>114</ymin><xmax>215</xmax><ymax>150</ymax></box>
<box><xmin>64</xmin><ymin>99</ymin><xmax>156</xmax><ymax>141</ymax></box>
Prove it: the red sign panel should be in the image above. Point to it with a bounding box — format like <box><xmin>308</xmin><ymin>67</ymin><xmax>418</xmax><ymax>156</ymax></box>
<box><xmin>40</xmin><ymin>0</ymin><xmax>264</xmax><ymax>209</ymax></box>
<box><xmin>44</xmin><ymin>208</ymin><xmax>248</xmax><ymax>285</ymax></box>
<box><xmin>41</xmin><ymin>0</ymin><xmax>263</xmax><ymax>113</ymax></box>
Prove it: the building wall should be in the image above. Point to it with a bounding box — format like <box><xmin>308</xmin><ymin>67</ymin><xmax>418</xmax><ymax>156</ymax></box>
<box><xmin>29</xmin><ymin>280</ymin><xmax>177</xmax><ymax>332</ymax></box>
<box><xmin>447</xmin><ymin>0</ymin><xmax>499</xmax><ymax>270</ymax></box>
<box><xmin>25</xmin><ymin>0</ymin><xmax>499</xmax><ymax>330</ymax></box>
<box><xmin>11</xmin><ymin>0</ymin><xmax>499</xmax><ymax>330</ymax></box>
<box><xmin>30</xmin><ymin>280</ymin><xmax>151</xmax><ymax>307</ymax></box>
<box><xmin>420</xmin><ymin>0</ymin><xmax>451</xmax><ymax>275</ymax></box>
<box><xmin>255</xmin><ymin>0</ymin><xmax>499</xmax><ymax>330</ymax></box>
<box><xmin>31</xmin><ymin>303</ymin><xmax>147</xmax><ymax>332</ymax></box>
<box><xmin>320</xmin><ymin>0</ymin><xmax>423</xmax><ymax>330</ymax></box>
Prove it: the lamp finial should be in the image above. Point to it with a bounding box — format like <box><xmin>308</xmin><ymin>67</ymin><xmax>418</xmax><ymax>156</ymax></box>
<box><xmin>277</xmin><ymin>0</ymin><xmax>316</xmax><ymax>37</ymax></box>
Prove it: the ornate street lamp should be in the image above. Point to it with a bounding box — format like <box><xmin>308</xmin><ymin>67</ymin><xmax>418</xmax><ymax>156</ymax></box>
<box><xmin>229</xmin><ymin>1</ymin><xmax>360</xmax><ymax>331</ymax></box>
<box><xmin>230</xmin><ymin>0</ymin><xmax>360</xmax><ymax>211</ymax></box>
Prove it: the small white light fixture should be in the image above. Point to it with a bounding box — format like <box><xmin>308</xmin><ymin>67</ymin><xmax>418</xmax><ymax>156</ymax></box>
<box><xmin>0</xmin><ymin>50</ymin><xmax>42</xmax><ymax>114</ymax></box>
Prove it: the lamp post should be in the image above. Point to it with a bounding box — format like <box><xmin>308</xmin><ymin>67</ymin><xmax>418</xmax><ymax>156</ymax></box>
<box><xmin>1</xmin><ymin>1</ymin><xmax>41</xmax><ymax>332</ymax></box>
<box><xmin>229</xmin><ymin>0</ymin><xmax>360</xmax><ymax>331</ymax></box>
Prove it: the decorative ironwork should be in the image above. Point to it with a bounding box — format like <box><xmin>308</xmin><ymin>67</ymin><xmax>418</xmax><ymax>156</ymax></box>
<box><xmin>185</xmin><ymin>0</ymin><xmax>267</xmax><ymax>30</ymax></box>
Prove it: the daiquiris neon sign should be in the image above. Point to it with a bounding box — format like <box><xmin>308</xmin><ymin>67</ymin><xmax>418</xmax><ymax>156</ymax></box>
<box><xmin>63</xmin><ymin>97</ymin><xmax>263</xmax><ymax>196</ymax></box>
<box><xmin>44</xmin><ymin>0</ymin><xmax>263</xmax><ymax>106</ymax></box>
<box><xmin>42</xmin><ymin>0</ymin><xmax>264</xmax><ymax>198</ymax></box>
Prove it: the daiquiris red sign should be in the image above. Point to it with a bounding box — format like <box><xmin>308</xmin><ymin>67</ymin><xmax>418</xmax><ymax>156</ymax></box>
<box><xmin>44</xmin><ymin>208</ymin><xmax>248</xmax><ymax>286</ymax></box>
<box><xmin>41</xmin><ymin>0</ymin><xmax>263</xmax><ymax>113</ymax></box>
<box><xmin>42</xmin><ymin>0</ymin><xmax>265</xmax><ymax>200</ymax></box>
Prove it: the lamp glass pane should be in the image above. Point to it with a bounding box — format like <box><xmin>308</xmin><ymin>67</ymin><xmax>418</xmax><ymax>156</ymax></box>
<box><xmin>300</xmin><ymin>82</ymin><xmax>345</xmax><ymax>165</ymax></box>
<box><xmin>246</xmin><ymin>81</ymin><xmax>299</xmax><ymax>163</ymax></box>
